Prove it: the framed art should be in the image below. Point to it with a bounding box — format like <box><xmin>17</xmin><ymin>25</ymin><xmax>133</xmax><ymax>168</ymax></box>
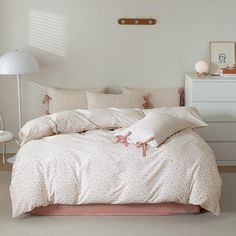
<box><xmin>209</xmin><ymin>41</ymin><xmax>236</xmax><ymax>75</ymax></box>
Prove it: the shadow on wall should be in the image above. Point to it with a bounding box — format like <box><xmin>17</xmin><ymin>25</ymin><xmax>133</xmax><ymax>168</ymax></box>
<box><xmin>24</xmin><ymin>9</ymin><xmax>69</xmax><ymax>123</ymax></box>
<box><xmin>22</xmin><ymin>80</ymin><xmax>48</xmax><ymax>123</ymax></box>
<box><xmin>28</xmin><ymin>9</ymin><xmax>68</xmax><ymax>57</ymax></box>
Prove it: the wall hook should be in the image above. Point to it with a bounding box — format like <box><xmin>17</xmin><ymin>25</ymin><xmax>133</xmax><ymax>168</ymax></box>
<box><xmin>118</xmin><ymin>18</ymin><xmax>157</xmax><ymax>25</ymax></box>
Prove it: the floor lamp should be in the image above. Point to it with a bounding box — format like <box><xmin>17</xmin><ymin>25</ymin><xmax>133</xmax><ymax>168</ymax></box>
<box><xmin>0</xmin><ymin>50</ymin><xmax>39</xmax><ymax>162</ymax></box>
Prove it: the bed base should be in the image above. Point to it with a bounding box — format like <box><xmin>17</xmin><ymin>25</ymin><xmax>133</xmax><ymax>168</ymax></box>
<box><xmin>31</xmin><ymin>203</ymin><xmax>201</xmax><ymax>216</ymax></box>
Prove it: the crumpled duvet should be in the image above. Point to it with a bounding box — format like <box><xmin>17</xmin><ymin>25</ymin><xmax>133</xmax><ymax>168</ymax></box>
<box><xmin>10</xmin><ymin>107</ymin><xmax>222</xmax><ymax>217</ymax></box>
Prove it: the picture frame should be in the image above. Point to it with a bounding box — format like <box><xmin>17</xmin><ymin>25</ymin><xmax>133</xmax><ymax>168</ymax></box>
<box><xmin>209</xmin><ymin>41</ymin><xmax>236</xmax><ymax>75</ymax></box>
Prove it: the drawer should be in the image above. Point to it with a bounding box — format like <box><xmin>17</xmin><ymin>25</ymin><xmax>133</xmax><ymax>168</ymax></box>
<box><xmin>192</xmin><ymin>81</ymin><xmax>236</xmax><ymax>102</ymax></box>
<box><xmin>192</xmin><ymin>102</ymin><xmax>236</xmax><ymax>122</ymax></box>
<box><xmin>197</xmin><ymin>122</ymin><xmax>236</xmax><ymax>142</ymax></box>
<box><xmin>208</xmin><ymin>142</ymin><xmax>236</xmax><ymax>162</ymax></box>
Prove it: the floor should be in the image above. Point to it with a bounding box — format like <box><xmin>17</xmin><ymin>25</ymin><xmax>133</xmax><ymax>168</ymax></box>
<box><xmin>0</xmin><ymin>154</ymin><xmax>13</xmax><ymax>171</ymax></box>
<box><xmin>0</xmin><ymin>171</ymin><xmax>236</xmax><ymax>236</ymax></box>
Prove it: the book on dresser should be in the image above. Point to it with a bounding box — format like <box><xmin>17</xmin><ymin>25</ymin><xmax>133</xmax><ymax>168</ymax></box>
<box><xmin>185</xmin><ymin>74</ymin><xmax>236</xmax><ymax>166</ymax></box>
<box><xmin>219</xmin><ymin>68</ymin><xmax>236</xmax><ymax>78</ymax></box>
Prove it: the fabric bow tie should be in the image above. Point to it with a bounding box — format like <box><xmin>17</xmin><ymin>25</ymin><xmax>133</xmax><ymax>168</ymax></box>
<box><xmin>136</xmin><ymin>136</ymin><xmax>155</xmax><ymax>157</ymax></box>
<box><xmin>115</xmin><ymin>131</ymin><xmax>132</xmax><ymax>147</ymax></box>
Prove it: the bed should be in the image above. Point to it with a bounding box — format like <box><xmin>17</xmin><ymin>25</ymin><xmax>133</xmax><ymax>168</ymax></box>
<box><xmin>9</xmin><ymin>88</ymin><xmax>222</xmax><ymax>218</ymax></box>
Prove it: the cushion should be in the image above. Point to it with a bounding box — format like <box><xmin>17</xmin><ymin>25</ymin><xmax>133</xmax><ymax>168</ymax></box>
<box><xmin>122</xmin><ymin>87</ymin><xmax>180</xmax><ymax>108</ymax></box>
<box><xmin>114</xmin><ymin>110</ymin><xmax>207</xmax><ymax>156</ymax></box>
<box><xmin>78</xmin><ymin>108</ymin><xmax>145</xmax><ymax>129</ymax></box>
<box><xmin>144</xmin><ymin>106</ymin><xmax>207</xmax><ymax>128</ymax></box>
<box><xmin>46</xmin><ymin>87</ymin><xmax>106</xmax><ymax>113</ymax></box>
<box><xmin>20</xmin><ymin>116</ymin><xmax>57</xmax><ymax>146</ymax></box>
<box><xmin>86</xmin><ymin>92</ymin><xmax>145</xmax><ymax>109</ymax></box>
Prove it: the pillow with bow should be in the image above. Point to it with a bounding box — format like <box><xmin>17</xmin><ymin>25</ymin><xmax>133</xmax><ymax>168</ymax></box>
<box><xmin>114</xmin><ymin>111</ymin><xmax>207</xmax><ymax>156</ymax></box>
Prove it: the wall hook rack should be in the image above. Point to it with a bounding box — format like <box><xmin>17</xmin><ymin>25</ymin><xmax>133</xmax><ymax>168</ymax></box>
<box><xmin>118</xmin><ymin>18</ymin><xmax>157</xmax><ymax>25</ymax></box>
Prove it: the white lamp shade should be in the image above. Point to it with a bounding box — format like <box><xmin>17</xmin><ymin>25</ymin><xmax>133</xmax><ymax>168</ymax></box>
<box><xmin>0</xmin><ymin>51</ymin><xmax>39</xmax><ymax>75</ymax></box>
<box><xmin>194</xmin><ymin>61</ymin><xmax>209</xmax><ymax>74</ymax></box>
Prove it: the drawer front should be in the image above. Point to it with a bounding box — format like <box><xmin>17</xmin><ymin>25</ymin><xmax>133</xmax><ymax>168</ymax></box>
<box><xmin>197</xmin><ymin>122</ymin><xmax>236</xmax><ymax>142</ymax></box>
<box><xmin>192</xmin><ymin>81</ymin><xmax>236</xmax><ymax>101</ymax></box>
<box><xmin>208</xmin><ymin>142</ymin><xmax>236</xmax><ymax>161</ymax></box>
<box><xmin>192</xmin><ymin>102</ymin><xmax>236</xmax><ymax>122</ymax></box>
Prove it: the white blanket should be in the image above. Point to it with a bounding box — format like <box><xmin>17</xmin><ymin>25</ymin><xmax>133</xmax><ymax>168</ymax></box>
<box><xmin>10</xmin><ymin>108</ymin><xmax>222</xmax><ymax>217</ymax></box>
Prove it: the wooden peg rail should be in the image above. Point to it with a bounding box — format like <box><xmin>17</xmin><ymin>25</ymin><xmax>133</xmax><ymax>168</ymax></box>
<box><xmin>118</xmin><ymin>18</ymin><xmax>157</xmax><ymax>25</ymax></box>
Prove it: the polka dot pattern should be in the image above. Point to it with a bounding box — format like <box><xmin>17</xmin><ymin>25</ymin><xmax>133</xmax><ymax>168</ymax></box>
<box><xmin>11</xmin><ymin>108</ymin><xmax>222</xmax><ymax>217</ymax></box>
<box><xmin>11</xmin><ymin>130</ymin><xmax>221</xmax><ymax>218</ymax></box>
<box><xmin>86</xmin><ymin>92</ymin><xmax>145</xmax><ymax>109</ymax></box>
<box><xmin>47</xmin><ymin>87</ymin><xmax>106</xmax><ymax>113</ymax></box>
<box><xmin>122</xmin><ymin>87</ymin><xmax>180</xmax><ymax>107</ymax></box>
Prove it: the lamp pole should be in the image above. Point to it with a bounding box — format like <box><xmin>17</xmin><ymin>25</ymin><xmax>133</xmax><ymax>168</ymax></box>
<box><xmin>0</xmin><ymin>113</ymin><xmax>6</xmax><ymax>164</ymax></box>
<box><xmin>0</xmin><ymin>50</ymin><xmax>39</xmax><ymax>163</ymax></box>
<box><xmin>16</xmin><ymin>74</ymin><xmax>22</xmax><ymax>130</ymax></box>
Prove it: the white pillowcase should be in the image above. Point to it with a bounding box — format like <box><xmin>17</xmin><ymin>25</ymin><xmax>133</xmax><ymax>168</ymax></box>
<box><xmin>19</xmin><ymin>116</ymin><xmax>57</xmax><ymax>146</ymax></box>
<box><xmin>47</xmin><ymin>87</ymin><xmax>106</xmax><ymax>113</ymax></box>
<box><xmin>115</xmin><ymin>113</ymin><xmax>187</xmax><ymax>147</ymax></box>
<box><xmin>114</xmin><ymin>110</ymin><xmax>207</xmax><ymax>155</ymax></box>
<box><xmin>87</xmin><ymin>92</ymin><xmax>145</xmax><ymax>109</ymax></box>
<box><xmin>122</xmin><ymin>87</ymin><xmax>180</xmax><ymax>108</ymax></box>
<box><xmin>144</xmin><ymin>106</ymin><xmax>207</xmax><ymax>128</ymax></box>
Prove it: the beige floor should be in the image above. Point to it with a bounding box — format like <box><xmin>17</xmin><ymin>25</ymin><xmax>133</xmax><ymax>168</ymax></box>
<box><xmin>1</xmin><ymin>172</ymin><xmax>236</xmax><ymax>236</ymax></box>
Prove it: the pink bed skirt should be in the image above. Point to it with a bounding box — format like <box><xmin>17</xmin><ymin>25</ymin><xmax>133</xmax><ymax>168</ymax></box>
<box><xmin>31</xmin><ymin>203</ymin><xmax>201</xmax><ymax>216</ymax></box>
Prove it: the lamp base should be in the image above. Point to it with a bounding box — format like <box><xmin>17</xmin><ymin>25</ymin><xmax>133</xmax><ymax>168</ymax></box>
<box><xmin>195</xmin><ymin>72</ymin><xmax>209</xmax><ymax>77</ymax></box>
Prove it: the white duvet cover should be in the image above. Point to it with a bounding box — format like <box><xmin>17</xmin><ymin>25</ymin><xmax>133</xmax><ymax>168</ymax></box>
<box><xmin>10</xmin><ymin>108</ymin><xmax>222</xmax><ymax>217</ymax></box>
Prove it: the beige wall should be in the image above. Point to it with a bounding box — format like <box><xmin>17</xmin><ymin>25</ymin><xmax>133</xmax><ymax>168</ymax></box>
<box><xmin>1</xmin><ymin>0</ymin><xmax>236</xmax><ymax>152</ymax></box>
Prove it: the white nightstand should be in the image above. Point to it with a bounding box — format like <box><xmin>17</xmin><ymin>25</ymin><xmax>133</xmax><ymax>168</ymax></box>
<box><xmin>0</xmin><ymin>130</ymin><xmax>14</xmax><ymax>164</ymax></box>
<box><xmin>185</xmin><ymin>74</ymin><xmax>236</xmax><ymax>166</ymax></box>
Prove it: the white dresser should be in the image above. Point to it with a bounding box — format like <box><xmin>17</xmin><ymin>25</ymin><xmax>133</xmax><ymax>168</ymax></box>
<box><xmin>185</xmin><ymin>74</ymin><xmax>236</xmax><ymax>166</ymax></box>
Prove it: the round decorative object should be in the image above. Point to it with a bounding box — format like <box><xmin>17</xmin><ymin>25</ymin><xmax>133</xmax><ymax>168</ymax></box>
<box><xmin>194</xmin><ymin>61</ymin><xmax>209</xmax><ymax>76</ymax></box>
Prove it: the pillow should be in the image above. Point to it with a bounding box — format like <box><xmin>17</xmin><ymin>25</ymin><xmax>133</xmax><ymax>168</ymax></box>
<box><xmin>114</xmin><ymin>111</ymin><xmax>207</xmax><ymax>156</ymax></box>
<box><xmin>87</xmin><ymin>92</ymin><xmax>145</xmax><ymax>109</ymax></box>
<box><xmin>50</xmin><ymin>110</ymin><xmax>97</xmax><ymax>134</ymax></box>
<box><xmin>78</xmin><ymin>108</ymin><xmax>145</xmax><ymax>129</ymax></box>
<box><xmin>122</xmin><ymin>87</ymin><xmax>180</xmax><ymax>108</ymax></box>
<box><xmin>20</xmin><ymin>116</ymin><xmax>57</xmax><ymax>146</ymax></box>
<box><xmin>46</xmin><ymin>87</ymin><xmax>106</xmax><ymax>113</ymax></box>
<box><xmin>144</xmin><ymin>106</ymin><xmax>207</xmax><ymax>128</ymax></box>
